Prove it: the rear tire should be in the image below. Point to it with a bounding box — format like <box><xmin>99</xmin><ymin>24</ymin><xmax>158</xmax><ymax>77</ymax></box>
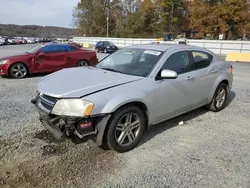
<box><xmin>9</xmin><ymin>63</ymin><xmax>28</xmax><ymax>79</ymax></box>
<box><xmin>77</xmin><ymin>60</ymin><xmax>89</xmax><ymax>67</ymax></box>
<box><xmin>105</xmin><ymin>105</ymin><xmax>146</xmax><ymax>153</ymax></box>
<box><xmin>207</xmin><ymin>83</ymin><xmax>228</xmax><ymax>112</ymax></box>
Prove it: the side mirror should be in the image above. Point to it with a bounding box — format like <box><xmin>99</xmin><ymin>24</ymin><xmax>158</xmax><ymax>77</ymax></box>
<box><xmin>156</xmin><ymin>69</ymin><xmax>178</xmax><ymax>80</ymax></box>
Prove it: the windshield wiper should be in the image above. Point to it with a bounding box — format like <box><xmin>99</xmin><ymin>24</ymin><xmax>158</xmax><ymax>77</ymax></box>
<box><xmin>101</xmin><ymin>68</ymin><xmax>123</xmax><ymax>74</ymax></box>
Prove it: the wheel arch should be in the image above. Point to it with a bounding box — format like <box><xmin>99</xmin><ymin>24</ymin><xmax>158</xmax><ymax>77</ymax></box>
<box><xmin>77</xmin><ymin>59</ymin><xmax>89</xmax><ymax>66</ymax></box>
<box><xmin>220</xmin><ymin>79</ymin><xmax>229</xmax><ymax>86</ymax></box>
<box><xmin>112</xmin><ymin>101</ymin><xmax>149</xmax><ymax>127</ymax></box>
<box><xmin>208</xmin><ymin>78</ymin><xmax>229</xmax><ymax>103</ymax></box>
<box><xmin>8</xmin><ymin>62</ymin><xmax>29</xmax><ymax>76</ymax></box>
<box><xmin>96</xmin><ymin>100</ymin><xmax>149</xmax><ymax>147</ymax></box>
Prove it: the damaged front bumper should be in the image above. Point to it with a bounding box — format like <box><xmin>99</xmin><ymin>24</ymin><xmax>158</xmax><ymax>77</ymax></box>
<box><xmin>31</xmin><ymin>95</ymin><xmax>111</xmax><ymax>145</ymax></box>
<box><xmin>38</xmin><ymin>114</ymin><xmax>106</xmax><ymax>140</ymax></box>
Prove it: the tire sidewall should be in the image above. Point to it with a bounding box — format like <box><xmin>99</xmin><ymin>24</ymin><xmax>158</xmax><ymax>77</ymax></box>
<box><xmin>106</xmin><ymin>106</ymin><xmax>146</xmax><ymax>153</ymax></box>
<box><xmin>212</xmin><ymin>83</ymin><xmax>228</xmax><ymax>111</ymax></box>
<box><xmin>77</xmin><ymin>60</ymin><xmax>89</xmax><ymax>67</ymax></box>
<box><xmin>9</xmin><ymin>63</ymin><xmax>28</xmax><ymax>79</ymax></box>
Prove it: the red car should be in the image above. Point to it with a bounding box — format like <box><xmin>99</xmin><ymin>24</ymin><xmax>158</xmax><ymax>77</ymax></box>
<box><xmin>0</xmin><ymin>44</ymin><xmax>98</xmax><ymax>78</ymax></box>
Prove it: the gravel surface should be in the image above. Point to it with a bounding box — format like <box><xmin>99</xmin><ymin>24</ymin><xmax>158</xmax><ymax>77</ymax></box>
<box><xmin>0</xmin><ymin>45</ymin><xmax>250</xmax><ymax>188</ymax></box>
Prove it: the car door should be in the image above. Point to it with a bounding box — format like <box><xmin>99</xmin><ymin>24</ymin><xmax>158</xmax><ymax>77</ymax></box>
<box><xmin>98</xmin><ymin>42</ymin><xmax>104</xmax><ymax>51</ymax></box>
<box><xmin>96</xmin><ymin>42</ymin><xmax>101</xmax><ymax>50</ymax></box>
<box><xmin>189</xmin><ymin>50</ymin><xmax>218</xmax><ymax>103</ymax></box>
<box><xmin>34</xmin><ymin>45</ymin><xmax>67</xmax><ymax>72</ymax></box>
<box><xmin>102</xmin><ymin>42</ymin><xmax>107</xmax><ymax>51</ymax></box>
<box><xmin>63</xmin><ymin>45</ymin><xmax>80</xmax><ymax>68</ymax></box>
<box><xmin>153</xmin><ymin>50</ymin><xmax>202</xmax><ymax>123</ymax></box>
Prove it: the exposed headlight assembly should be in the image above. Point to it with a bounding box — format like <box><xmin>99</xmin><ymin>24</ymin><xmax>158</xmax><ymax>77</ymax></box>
<box><xmin>52</xmin><ymin>99</ymin><xmax>94</xmax><ymax>117</ymax></box>
<box><xmin>0</xmin><ymin>60</ymin><xmax>9</xmax><ymax>65</ymax></box>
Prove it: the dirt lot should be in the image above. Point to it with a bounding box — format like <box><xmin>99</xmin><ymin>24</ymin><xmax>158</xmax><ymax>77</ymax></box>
<box><xmin>0</xmin><ymin>45</ymin><xmax>250</xmax><ymax>188</ymax></box>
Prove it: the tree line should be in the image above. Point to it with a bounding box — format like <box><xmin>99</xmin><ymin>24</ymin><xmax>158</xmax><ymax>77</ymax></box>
<box><xmin>0</xmin><ymin>24</ymin><xmax>76</xmax><ymax>38</ymax></box>
<box><xmin>73</xmin><ymin>0</ymin><xmax>250</xmax><ymax>40</ymax></box>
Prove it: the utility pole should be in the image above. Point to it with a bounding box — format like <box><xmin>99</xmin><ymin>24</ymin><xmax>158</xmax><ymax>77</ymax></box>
<box><xmin>106</xmin><ymin>8</ymin><xmax>109</xmax><ymax>38</ymax></box>
<box><xmin>170</xmin><ymin>3</ymin><xmax>174</xmax><ymax>33</ymax></box>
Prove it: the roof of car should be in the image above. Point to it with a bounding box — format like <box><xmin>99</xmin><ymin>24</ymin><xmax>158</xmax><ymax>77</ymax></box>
<box><xmin>45</xmin><ymin>43</ymin><xmax>70</xmax><ymax>47</ymax></box>
<box><xmin>126</xmin><ymin>44</ymin><xmax>203</xmax><ymax>52</ymax></box>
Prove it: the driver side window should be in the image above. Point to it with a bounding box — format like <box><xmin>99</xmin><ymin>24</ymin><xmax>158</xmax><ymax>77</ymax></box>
<box><xmin>42</xmin><ymin>46</ymin><xmax>68</xmax><ymax>54</ymax></box>
<box><xmin>162</xmin><ymin>51</ymin><xmax>191</xmax><ymax>74</ymax></box>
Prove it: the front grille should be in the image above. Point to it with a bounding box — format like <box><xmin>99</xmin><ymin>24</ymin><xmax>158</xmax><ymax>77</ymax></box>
<box><xmin>37</xmin><ymin>93</ymin><xmax>57</xmax><ymax>113</ymax></box>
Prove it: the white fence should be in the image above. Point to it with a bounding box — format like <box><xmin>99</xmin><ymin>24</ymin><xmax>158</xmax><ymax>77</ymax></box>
<box><xmin>73</xmin><ymin>37</ymin><xmax>250</xmax><ymax>55</ymax></box>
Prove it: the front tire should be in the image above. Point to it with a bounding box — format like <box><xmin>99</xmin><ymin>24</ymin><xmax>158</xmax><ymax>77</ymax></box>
<box><xmin>105</xmin><ymin>105</ymin><xmax>146</xmax><ymax>153</ymax></box>
<box><xmin>9</xmin><ymin>63</ymin><xmax>28</xmax><ymax>79</ymax></box>
<box><xmin>207</xmin><ymin>83</ymin><xmax>228</xmax><ymax>112</ymax></box>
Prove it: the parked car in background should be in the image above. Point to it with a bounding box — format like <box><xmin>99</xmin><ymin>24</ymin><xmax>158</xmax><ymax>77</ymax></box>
<box><xmin>17</xmin><ymin>39</ymin><xmax>24</xmax><ymax>44</ymax></box>
<box><xmin>22</xmin><ymin>39</ymin><xmax>27</xmax><ymax>44</ymax></box>
<box><xmin>95</xmin><ymin>41</ymin><xmax>118</xmax><ymax>53</ymax></box>
<box><xmin>31</xmin><ymin>44</ymin><xmax>233</xmax><ymax>153</ymax></box>
<box><xmin>27</xmin><ymin>38</ymin><xmax>36</xmax><ymax>44</ymax></box>
<box><xmin>0</xmin><ymin>43</ymin><xmax>98</xmax><ymax>78</ymax></box>
<box><xmin>8</xmin><ymin>38</ymin><xmax>18</xmax><ymax>45</ymax></box>
<box><xmin>0</xmin><ymin>38</ymin><xmax>5</xmax><ymax>45</ymax></box>
<box><xmin>0</xmin><ymin>37</ymin><xmax>8</xmax><ymax>45</ymax></box>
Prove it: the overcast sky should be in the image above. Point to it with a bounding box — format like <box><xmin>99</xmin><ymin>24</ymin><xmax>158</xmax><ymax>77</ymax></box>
<box><xmin>0</xmin><ymin>0</ymin><xmax>79</xmax><ymax>28</ymax></box>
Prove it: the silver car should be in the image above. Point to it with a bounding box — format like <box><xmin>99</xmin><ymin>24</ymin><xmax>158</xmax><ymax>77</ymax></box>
<box><xmin>31</xmin><ymin>44</ymin><xmax>233</xmax><ymax>153</ymax></box>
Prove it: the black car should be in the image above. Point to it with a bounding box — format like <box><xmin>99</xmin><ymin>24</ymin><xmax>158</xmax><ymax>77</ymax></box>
<box><xmin>95</xmin><ymin>41</ymin><xmax>118</xmax><ymax>53</ymax></box>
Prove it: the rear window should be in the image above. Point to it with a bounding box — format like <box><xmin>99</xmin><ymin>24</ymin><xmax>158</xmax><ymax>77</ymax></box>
<box><xmin>191</xmin><ymin>51</ymin><xmax>213</xmax><ymax>70</ymax></box>
<box><xmin>71</xmin><ymin>46</ymin><xmax>79</xmax><ymax>51</ymax></box>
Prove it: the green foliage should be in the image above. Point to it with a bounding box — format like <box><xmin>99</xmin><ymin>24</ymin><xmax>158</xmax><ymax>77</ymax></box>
<box><xmin>73</xmin><ymin>0</ymin><xmax>250</xmax><ymax>39</ymax></box>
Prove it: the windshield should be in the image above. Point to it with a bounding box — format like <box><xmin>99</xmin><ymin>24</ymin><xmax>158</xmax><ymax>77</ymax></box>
<box><xmin>26</xmin><ymin>45</ymin><xmax>42</xmax><ymax>53</ymax></box>
<box><xmin>96</xmin><ymin>48</ymin><xmax>162</xmax><ymax>77</ymax></box>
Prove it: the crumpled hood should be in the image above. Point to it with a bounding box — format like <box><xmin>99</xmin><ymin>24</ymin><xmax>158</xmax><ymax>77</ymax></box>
<box><xmin>0</xmin><ymin>53</ymin><xmax>28</xmax><ymax>61</ymax></box>
<box><xmin>38</xmin><ymin>66</ymin><xmax>143</xmax><ymax>98</ymax></box>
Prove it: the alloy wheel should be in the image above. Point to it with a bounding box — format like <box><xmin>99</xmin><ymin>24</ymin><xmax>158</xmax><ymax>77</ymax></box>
<box><xmin>77</xmin><ymin>60</ymin><xmax>89</xmax><ymax>67</ymax></box>
<box><xmin>115</xmin><ymin>113</ymin><xmax>140</xmax><ymax>147</ymax></box>
<box><xmin>10</xmin><ymin>64</ymin><xmax>27</xmax><ymax>78</ymax></box>
<box><xmin>215</xmin><ymin>87</ymin><xmax>226</xmax><ymax>108</ymax></box>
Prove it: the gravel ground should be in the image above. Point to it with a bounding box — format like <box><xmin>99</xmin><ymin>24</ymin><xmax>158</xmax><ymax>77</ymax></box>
<box><xmin>0</xmin><ymin>45</ymin><xmax>250</xmax><ymax>188</ymax></box>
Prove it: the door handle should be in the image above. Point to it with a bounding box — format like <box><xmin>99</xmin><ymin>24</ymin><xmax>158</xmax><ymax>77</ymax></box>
<box><xmin>64</xmin><ymin>57</ymin><xmax>69</xmax><ymax>62</ymax></box>
<box><xmin>211</xmin><ymin>69</ymin><xmax>218</xmax><ymax>73</ymax></box>
<box><xmin>186</xmin><ymin>76</ymin><xmax>195</xmax><ymax>81</ymax></box>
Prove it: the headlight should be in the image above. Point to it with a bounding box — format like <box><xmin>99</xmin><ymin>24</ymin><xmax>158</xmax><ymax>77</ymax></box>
<box><xmin>107</xmin><ymin>46</ymin><xmax>110</xmax><ymax>48</ymax></box>
<box><xmin>0</xmin><ymin>60</ymin><xmax>9</xmax><ymax>65</ymax></box>
<box><xmin>51</xmin><ymin>99</ymin><xmax>94</xmax><ymax>117</ymax></box>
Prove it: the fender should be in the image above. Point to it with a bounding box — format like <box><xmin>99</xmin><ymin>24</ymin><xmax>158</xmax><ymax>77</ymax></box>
<box><xmin>101</xmin><ymin>92</ymin><xmax>153</xmax><ymax>116</ymax></box>
<box><xmin>208</xmin><ymin>74</ymin><xmax>229</xmax><ymax>103</ymax></box>
<box><xmin>94</xmin><ymin>92</ymin><xmax>154</xmax><ymax>146</ymax></box>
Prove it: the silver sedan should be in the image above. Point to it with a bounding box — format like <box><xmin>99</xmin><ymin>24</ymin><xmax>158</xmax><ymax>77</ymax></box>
<box><xmin>32</xmin><ymin>44</ymin><xmax>233</xmax><ymax>153</ymax></box>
